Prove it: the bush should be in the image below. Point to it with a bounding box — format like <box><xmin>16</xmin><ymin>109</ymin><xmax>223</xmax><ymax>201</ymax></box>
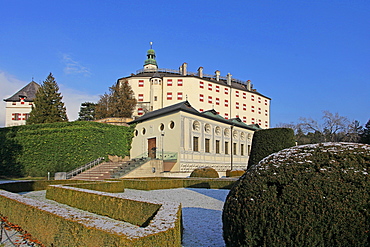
<box><xmin>248</xmin><ymin>128</ymin><xmax>295</xmax><ymax>167</ymax></box>
<box><xmin>0</xmin><ymin>121</ymin><xmax>135</xmax><ymax>177</ymax></box>
<box><xmin>190</xmin><ymin>167</ymin><xmax>219</xmax><ymax>178</ymax></box>
<box><xmin>223</xmin><ymin>142</ymin><xmax>370</xmax><ymax>247</ymax></box>
<box><xmin>226</xmin><ymin>169</ymin><xmax>245</xmax><ymax>177</ymax></box>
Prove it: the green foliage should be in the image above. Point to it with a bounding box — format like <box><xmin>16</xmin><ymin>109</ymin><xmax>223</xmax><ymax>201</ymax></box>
<box><xmin>27</xmin><ymin>73</ymin><xmax>68</xmax><ymax>124</ymax></box>
<box><xmin>78</xmin><ymin>102</ymin><xmax>96</xmax><ymax>121</ymax></box>
<box><xmin>190</xmin><ymin>167</ymin><xmax>219</xmax><ymax>178</ymax></box>
<box><xmin>95</xmin><ymin>81</ymin><xmax>137</xmax><ymax>119</ymax></box>
<box><xmin>0</xmin><ymin>121</ymin><xmax>135</xmax><ymax>177</ymax></box>
<box><xmin>226</xmin><ymin>169</ymin><xmax>245</xmax><ymax>177</ymax></box>
<box><xmin>360</xmin><ymin>119</ymin><xmax>370</xmax><ymax>144</ymax></box>
<box><xmin>223</xmin><ymin>143</ymin><xmax>370</xmax><ymax>247</ymax></box>
<box><xmin>248</xmin><ymin>128</ymin><xmax>295</xmax><ymax>167</ymax></box>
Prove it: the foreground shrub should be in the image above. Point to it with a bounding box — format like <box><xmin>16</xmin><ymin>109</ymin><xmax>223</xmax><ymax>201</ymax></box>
<box><xmin>190</xmin><ymin>167</ymin><xmax>219</xmax><ymax>178</ymax></box>
<box><xmin>248</xmin><ymin>128</ymin><xmax>295</xmax><ymax>167</ymax></box>
<box><xmin>223</xmin><ymin>142</ymin><xmax>370</xmax><ymax>246</ymax></box>
<box><xmin>0</xmin><ymin>121</ymin><xmax>135</xmax><ymax>177</ymax></box>
<box><xmin>226</xmin><ymin>169</ymin><xmax>245</xmax><ymax>177</ymax></box>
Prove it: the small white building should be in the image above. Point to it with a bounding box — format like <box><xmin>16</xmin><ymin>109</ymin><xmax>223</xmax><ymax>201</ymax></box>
<box><xmin>128</xmin><ymin>101</ymin><xmax>260</xmax><ymax>177</ymax></box>
<box><xmin>3</xmin><ymin>81</ymin><xmax>40</xmax><ymax>127</ymax></box>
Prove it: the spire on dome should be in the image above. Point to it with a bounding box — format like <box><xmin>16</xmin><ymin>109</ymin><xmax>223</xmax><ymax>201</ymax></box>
<box><xmin>144</xmin><ymin>42</ymin><xmax>158</xmax><ymax>71</ymax></box>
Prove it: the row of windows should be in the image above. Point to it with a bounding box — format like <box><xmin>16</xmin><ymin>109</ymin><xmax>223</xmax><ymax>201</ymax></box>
<box><xmin>193</xmin><ymin>121</ymin><xmax>252</xmax><ymax>139</ymax></box>
<box><xmin>134</xmin><ymin>121</ymin><xmax>176</xmax><ymax>135</ymax></box>
<box><xmin>12</xmin><ymin>113</ymin><xmax>29</xmax><ymax>121</ymax></box>
<box><xmin>193</xmin><ymin>137</ymin><xmax>250</xmax><ymax>156</ymax></box>
<box><xmin>137</xmin><ymin>79</ymin><xmax>268</xmax><ymax>105</ymax></box>
<box><xmin>138</xmin><ymin>79</ymin><xmax>184</xmax><ymax>87</ymax></box>
<box><xmin>12</xmin><ymin>101</ymin><xmax>33</xmax><ymax>105</ymax></box>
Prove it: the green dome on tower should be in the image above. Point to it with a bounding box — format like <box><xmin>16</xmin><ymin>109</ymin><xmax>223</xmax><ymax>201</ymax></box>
<box><xmin>143</xmin><ymin>42</ymin><xmax>158</xmax><ymax>68</ymax></box>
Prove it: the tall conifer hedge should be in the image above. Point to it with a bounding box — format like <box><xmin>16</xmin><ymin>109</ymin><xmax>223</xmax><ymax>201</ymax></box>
<box><xmin>0</xmin><ymin>121</ymin><xmax>135</xmax><ymax>177</ymax></box>
<box><xmin>248</xmin><ymin>128</ymin><xmax>295</xmax><ymax>167</ymax></box>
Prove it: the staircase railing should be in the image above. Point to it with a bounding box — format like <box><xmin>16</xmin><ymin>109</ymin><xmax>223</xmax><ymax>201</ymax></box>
<box><xmin>66</xmin><ymin>157</ymin><xmax>105</xmax><ymax>179</ymax></box>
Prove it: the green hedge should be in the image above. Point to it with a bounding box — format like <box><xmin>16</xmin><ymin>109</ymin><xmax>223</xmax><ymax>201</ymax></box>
<box><xmin>0</xmin><ymin>121</ymin><xmax>135</xmax><ymax>177</ymax></box>
<box><xmin>0</xmin><ymin>189</ymin><xmax>182</xmax><ymax>246</ymax></box>
<box><xmin>116</xmin><ymin>178</ymin><xmax>236</xmax><ymax>190</ymax></box>
<box><xmin>223</xmin><ymin>143</ymin><xmax>370</xmax><ymax>246</ymax></box>
<box><xmin>190</xmin><ymin>167</ymin><xmax>219</xmax><ymax>178</ymax></box>
<box><xmin>248</xmin><ymin>127</ymin><xmax>295</xmax><ymax>167</ymax></box>
<box><xmin>46</xmin><ymin>184</ymin><xmax>161</xmax><ymax>226</ymax></box>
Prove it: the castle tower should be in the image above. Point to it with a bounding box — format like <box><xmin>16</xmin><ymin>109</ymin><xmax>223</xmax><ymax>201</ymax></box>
<box><xmin>143</xmin><ymin>42</ymin><xmax>158</xmax><ymax>72</ymax></box>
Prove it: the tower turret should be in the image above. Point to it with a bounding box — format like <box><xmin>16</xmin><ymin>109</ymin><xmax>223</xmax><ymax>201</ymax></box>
<box><xmin>144</xmin><ymin>42</ymin><xmax>158</xmax><ymax>72</ymax></box>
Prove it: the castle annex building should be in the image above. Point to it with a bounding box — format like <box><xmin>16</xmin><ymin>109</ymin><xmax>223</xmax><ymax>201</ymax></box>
<box><xmin>3</xmin><ymin>81</ymin><xmax>40</xmax><ymax>127</ymax></box>
<box><xmin>118</xmin><ymin>47</ymin><xmax>271</xmax><ymax>128</ymax></box>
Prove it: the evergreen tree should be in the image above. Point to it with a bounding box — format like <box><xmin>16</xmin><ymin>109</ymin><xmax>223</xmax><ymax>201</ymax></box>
<box><xmin>78</xmin><ymin>102</ymin><xmax>96</xmax><ymax>121</ymax></box>
<box><xmin>360</xmin><ymin>119</ymin><xmax>370</xmax><ymax>144</ymax></box>
<box><xmin>27</xmin><ymin>73</ymin><xmax>68</xmax><ymax>124</ymax></box>
<box><xmin>95</xmin><ymin>81</ymin><xmax>136</xmax><ymax>119</ymax></box>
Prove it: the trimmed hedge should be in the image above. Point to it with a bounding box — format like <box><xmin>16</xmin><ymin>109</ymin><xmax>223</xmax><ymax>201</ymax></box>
<box><xmin>223</xmin><ymin>143</ymin><xmax>370</xmax><ymax>246</ymax></box>
<box><xmin>190</xmin><ymin>167</ymin><xmax>219</xmax><ymax>178</ymax></box>
<box><xmin>248</xmin><ymin>127</ymin><xmax>295</xmax><ymax>167</ymax></box>
<box><xmin>116</xmin><ymin>178</ymin><xmax>236</xmax><ymax>190</ymax></box>
<box><xmin>0</xmin><ymin>121</ymin><xmax>135</xmax><ymax>177</ymax></box>
<box><xmin>0</xmin><ymin>189</ymin><xmax>182</xmax><ymax>246</ymax></box>
<box><xmin>226</xmin><ymin>169</ymin><xmax>245</xmax><ymax>177</ymax></box>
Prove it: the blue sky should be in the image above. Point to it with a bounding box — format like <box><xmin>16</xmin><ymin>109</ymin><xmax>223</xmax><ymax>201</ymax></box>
<box><xmin>1</xmin><ymin>0</ymin><xmax>369</xmax><ymax>127</ymax></box>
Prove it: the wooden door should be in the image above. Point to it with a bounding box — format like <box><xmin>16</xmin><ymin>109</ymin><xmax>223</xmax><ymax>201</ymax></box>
<box><xmin>148</xmin><ymin>138</ymin><xmax>156</xmax><ymax>159</ymax></box>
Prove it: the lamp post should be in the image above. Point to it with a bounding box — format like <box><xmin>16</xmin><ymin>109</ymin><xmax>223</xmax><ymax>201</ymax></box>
<box><xmin>230</xmin><ymin>125</ymin><xmax>234</xmax><ymax>171</ymax></box>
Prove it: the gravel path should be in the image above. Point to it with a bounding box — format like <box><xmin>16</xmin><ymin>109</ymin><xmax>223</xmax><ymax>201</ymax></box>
<box><xmin>1</xmin><ymin>187</ymin><xmax>229</xmax><ymax>247</ymax></box>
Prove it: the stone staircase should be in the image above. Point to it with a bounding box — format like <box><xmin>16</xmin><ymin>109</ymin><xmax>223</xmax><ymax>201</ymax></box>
<box><xmin>71</xmin><ymin>161</ymin><xmax>128</xmax><ymax>180</ymax></box>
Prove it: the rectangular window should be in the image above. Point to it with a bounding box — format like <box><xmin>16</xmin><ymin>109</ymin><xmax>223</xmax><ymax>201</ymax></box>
<box><xmin>12</xmin><ymin>102</ymin><xmax>16</xmax><ymax>105</ymax></box>
<box><xmin>243</xmin><ymin>116</ymin><xmax>247</xmax><ymax>123</ymax></box>
<box><xmin>247</xmin><ymin>145</ymin><xmax>251</xmax><ymax>156</ymax></box>
<box><xmin>208</xmin><ymin>83</ymin><xmax>212</xmax><ymax>91</ymax></box>
<box><xmin>241</xmin><ymin>144</ymin><xmax>244</xmax><ymax>156</ymax></box>
<box><xmin>208</xmin><ymin>96</ymin><xmax>212</xmax><ymax>104</ymax></box>
<box><xmin>225</xmin><ymin>113</ymin><xmax>229</xmax><ymax>119</ymax></box>
<box><xmin>177</xmin><ymin>79</ymin><xmax>183</xmax><ymax>86</ymax></box>
<box><xmin>243</xmin><ymin>104</ymin><xmax>247</xmax><ymax>111</ymax></box>
<box><xmin>251</xmin><ymin>118</ymin><xmax>255</xmax><ymax>124</ymax></box>
<box><xmin>224</xmin><ymin>88</ymin><xmax>229</xmax><ymax>95</ymax></box>
<box><xmin>167</xmin><ymin>79</ymin><xmax>173</xmax><ymax>86</ymax></box>
<box><xmin>216</xmin><ymin>98</ymin><xmax>220</xmax><ymax>105</ymax></box>
<box><xmin>137</xmin><ymin>108</ymin><xmax>144</xmax><ymax>116</ymax></box>
<box><xmin>199</xmin><ymin>81</ymin><xmax>204</xmax><ymax>88</ymax></box>
<box><xmin>167</xmin><ymin>92</ymin><xmax>173</xmax><ymax>100</ymax></box>
<box><xmin>251</xmin><ymin>95</ymin><xmax>255</xmax><ymax>101</ymax></box>
<box><xmin>199</xmin><ymin>94</ymin><xmax>204</xmax><ymax>102</ymax></box>
<box><xmin>225</xmin><ymin>141</ymin><xmax>229</xmax><ymax>154</ymax></box>
<box><xmin>199</xmin><ymin>109</ymin><xmax>204</xmax><ymax>112</ymax></box>
<box><xmin>216</xmin><ymin>85</ymin><xmax>220</xmax><ymax>92</ymax></box>
<box><xmin>138</xmin><ymin>94</ymin><xmax>144</xmax><ymax>102</ymax></box>
<box><xmin>243</xmin><ymin>92</ymin><xmax>246</xmax><ymax>99</ymax></box>
<box><xmin>154</xmin><ymin>96</ymin><xmax>158</xmax><ymax>101</ymax></box>
<box><xmin>205</xmin><ymin>138</ymin><xmax>210</xmax><ymax>153</ymax></box>
<box><xmin>177</xmin><ymin>92</ymin><xmax>183</xmax><ymax>100</ymax></box>
<box><xmin>138</xmin><ymin>80</ymin><xmax>144</xmax><ymax>87</ymax></box>
<box><xmin>265</xmin><ymin>99</ymin><xmax>268</xmax><ymax>105</ymax></box>
<box><xmin>12</xmin><ymin>113</ymin><xmax>21</xmax><ymax>121</ymax></box>
<box><xmin>251</xmin><ymin>106</ymin><xmax>255</xmax><ymax>112</ymax></box>
<box><xmin>225</xmin><ymin>99</ymin><xmax>229</xmax><ymax>107</ymax></box>
<box><xmin>258</xmin><ymin>97</ymin><xmax>261</xmax><ymax>103</ymax></box>
<box><xmin>233</xmin><ymin>143</ymin><xmax>237</xmax><ymax>155</ymax></box>
<box><xmin>236</xmin><ymin>102</ymin><xmax>239</xmax><ymax>109</ymax></box>
<box><xmin>193</xmin><ymin>137</ymin><xmax>199</xmax><ymax>152</ymax></box>
<box><xmin>258</xmin><ymin>108</ymin><xmax>261</xmax><ymax>114</ymax></box>
<box><xmin>22</xmin><ymin>113</ymin><xmax>30</xmax><ymax>121</ymax></box>
<box><xmin>235</xmin><ymin>90</ymin><xmax>239</xmax><ymax>97</ymax></box>
<box><xmin>216</xmin><ymin>140</ymin><xmax>220</xmax><ymax>154</ymax></box>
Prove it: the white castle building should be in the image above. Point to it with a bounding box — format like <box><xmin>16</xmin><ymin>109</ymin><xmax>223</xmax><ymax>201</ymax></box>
<box><xmin>118</xmin><ymin>46</ymin><xmax>271</xmax><ymax>128</ymax></box>
<box><xmin>3</xmin><ymin>81</ymin><xmax>40</xmax><ymax>127</ymax></box>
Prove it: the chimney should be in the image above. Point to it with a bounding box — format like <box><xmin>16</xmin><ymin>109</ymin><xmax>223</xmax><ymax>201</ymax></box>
<box><xmin>179</xmin><ymin>62</ymin><xmax>187</xmax><ymax>76</ymax></box>
<box><xmin>197</xmin><ymin>67</ymin><xmax>203</xmax><ymax>78</ymax></box>
<box><xmin>227</xmin><ymin>73</ymin><xmax>232</xmax><ymax>85</ymax></box>
<box><xmin>215</xmin><ymin>70</ymin><xmax>220</xmax><ymax>81</ymax></box>
<box><xmin>247</xmin><ymin>80</ymin><xmax>252</xmax><ymax>91</ymax></box>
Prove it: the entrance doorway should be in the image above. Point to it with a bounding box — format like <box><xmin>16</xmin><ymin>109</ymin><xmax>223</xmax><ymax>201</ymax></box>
<box><xmin>148</xmin><ymin>138</ymin><xmax>156</xmax><ymax>159</ymax></box>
